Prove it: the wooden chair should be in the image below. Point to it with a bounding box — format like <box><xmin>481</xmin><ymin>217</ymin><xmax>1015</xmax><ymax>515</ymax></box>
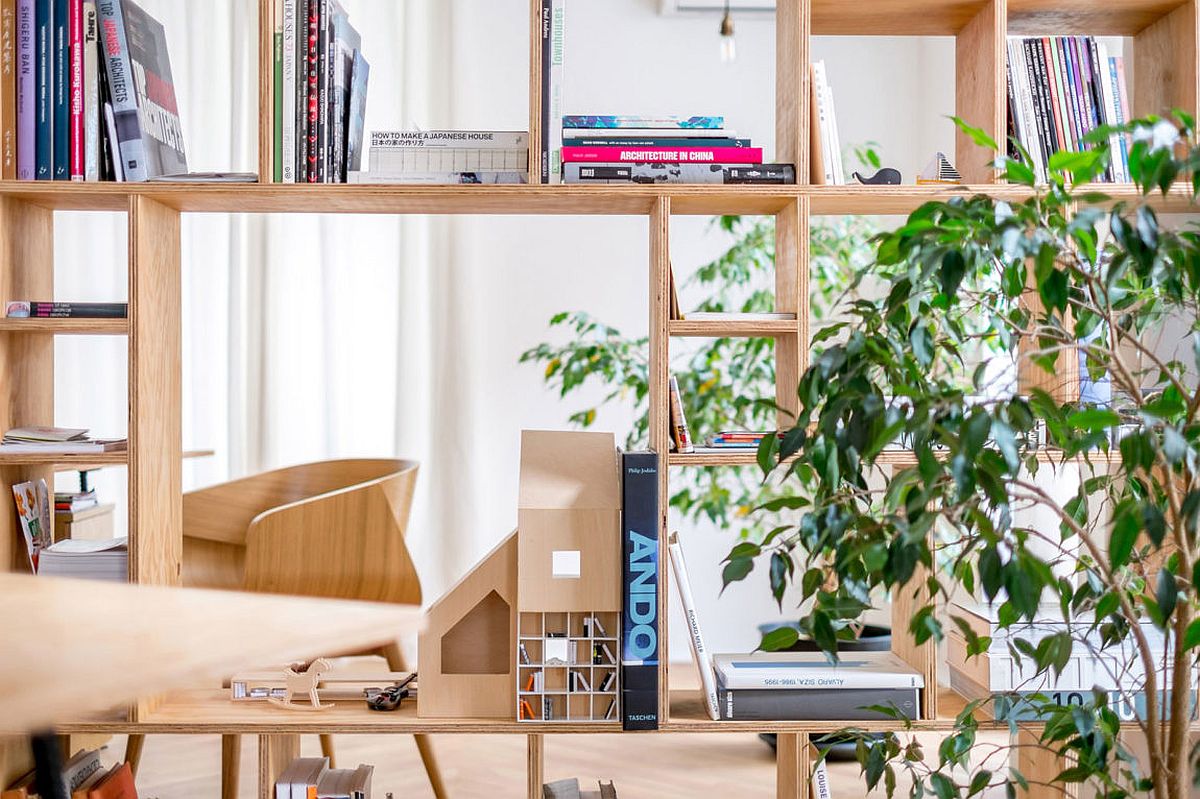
<box><xmin>123</xmin><ymin>459</ymin><xmax>447</xmax><ymax>799</ymax></box>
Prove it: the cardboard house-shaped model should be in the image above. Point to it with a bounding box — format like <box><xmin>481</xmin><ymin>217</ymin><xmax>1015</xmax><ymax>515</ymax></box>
<box><xmin>418</xmin><ymin>430</ymin><xmax>622</xmax><ymax>723</ymax></box>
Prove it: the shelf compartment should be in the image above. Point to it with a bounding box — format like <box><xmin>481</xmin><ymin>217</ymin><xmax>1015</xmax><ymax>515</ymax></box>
<box><xmin>669</xmin><ymin>316</ymin><xmax>799</xmax><ymax>338</ymax></box>
<box><xmin>1008</xmin><ymin>0</ymin><xmax>1188</xmax><ymax>35</ymax></box>
<box><xmin>0</xmin><ymin>318</ymin><xmax>129</xmax><ymax>335</ymax></box>
<box><xmin>812</xmin><ymin>0</ymin><xmax>992</xmax><ymax>35</ymax></box>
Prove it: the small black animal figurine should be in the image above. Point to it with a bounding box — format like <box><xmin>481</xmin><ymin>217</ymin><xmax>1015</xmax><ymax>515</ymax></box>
<box><xmin>852</xmin><ymin>168</ymin><xmax>902</xmax><ymax>185</ymax></box>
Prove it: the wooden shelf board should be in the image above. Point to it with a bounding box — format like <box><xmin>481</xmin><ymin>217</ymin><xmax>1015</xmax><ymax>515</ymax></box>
<box><xmin>0</xmin><ymin>318</ymin><xmax>128</xmax><ymax>335</ymax></box>
<box><xmin>812</xmin><ymin>0</ymin><xmax>992</xmax><ymax>35</ymax></box>
<box><xmin>0</xmin><ymin>451</ymin><xmax>126</xmax><ymax>466</ymax></box>
<box><xmin>669</xmin><ymin>449</ymin><xmax>766</xmax><ymax>467</ymax></box>
<box><xmin>670</xmin><ymin>317</ymin><xmax>799</xmax><ymax>337</ymax></box>
<box><xmin>810</xmin><ymin>183</ymin><xmax>1199</xmax><ymax>216</ymax></box>
<box><xmin>672</xmin><ymin>448</ymin><xmax>1120</xmax><ymax>468</ymax></box>
<box><xmin>1008</xmin><ymin>0</ymin><xmax>1188</xmax><ymax>34</ymax></box>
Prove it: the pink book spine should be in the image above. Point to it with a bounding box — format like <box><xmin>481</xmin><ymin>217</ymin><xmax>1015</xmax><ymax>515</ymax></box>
<box><xmin>68</xmin><ymin>0</ymin><xmax>82</xmax><ymax>180</ymax></box>
<box><xmin>560</xmin><ymin>146</ymin><xmax>763</xmax><ymax>164</ymax></box>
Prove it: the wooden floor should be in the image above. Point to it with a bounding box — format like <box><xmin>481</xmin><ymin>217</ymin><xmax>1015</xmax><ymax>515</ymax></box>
<box><xmin>95</xmin><ymin>728</ymin><xmax>1006</xmax><ymax>798</ymax></box>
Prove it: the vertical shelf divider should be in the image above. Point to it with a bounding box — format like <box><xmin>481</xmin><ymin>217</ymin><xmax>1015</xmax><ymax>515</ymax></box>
<box><xmin>257</xmin><ymin>735</ymin><xmax>301</xmax><ymax>799</ymax></box>
<box><xmin>527</xmin><ymin>733</ymin><xmax>545</xmax><ymax>799</ymax></box>
<box><xmin>0</xmin><ymin>198</ymin><xmax>54</xmax><ymax>573</ymax></box>
<box><xmin>776</xmin><ymin>732</ymin><xmax>811</xmax><ymax>799</ymax></box>
<box><xmin>955</xmin><ymin>0</ymin><xmax>1007</xmax><ymax>183</ymax></box>
<box><xmin>776</xmin><ymin>0</ymin><xmax>811</xmax><ymax>183</ymax></box>
<box><xmin>648</xmin><ymin>196</ymin><xmax>671</xmax><ymax>725</ymax></box>
<box><xmin>774</xmin><ymin>197</ymin><xmax>808</xmax><ymax>424</ymax></box>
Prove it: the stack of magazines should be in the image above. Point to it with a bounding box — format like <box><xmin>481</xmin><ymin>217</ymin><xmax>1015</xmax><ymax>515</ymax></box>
<box><xmin>38</xmin><ymin>536</ymin><xmax>128</xmax><ymax>582</ymax></box>
<box><xmin>1</xmin><ymin>426</ymin><xmax>126</xmax><ymax>454</ymax></box>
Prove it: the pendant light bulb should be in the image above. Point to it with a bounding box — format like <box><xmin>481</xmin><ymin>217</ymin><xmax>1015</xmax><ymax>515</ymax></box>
<box><xmin>719</xmin><ymin>3</ymin><xmax>736</xmax><ymax>63</ymax></box>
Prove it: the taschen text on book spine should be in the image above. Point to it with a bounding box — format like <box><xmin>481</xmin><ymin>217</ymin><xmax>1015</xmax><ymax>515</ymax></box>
<box><xmin>621</xmin><ymin>450</ymin><xmax>659</xmax><ymax>730</ymax></box>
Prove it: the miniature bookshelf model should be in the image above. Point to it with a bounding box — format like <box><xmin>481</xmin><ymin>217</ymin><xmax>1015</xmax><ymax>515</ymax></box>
<box><xmin>0</xmin><ymin>1</ymin><xmax>1196</xmax><ymax>799</ymax></box>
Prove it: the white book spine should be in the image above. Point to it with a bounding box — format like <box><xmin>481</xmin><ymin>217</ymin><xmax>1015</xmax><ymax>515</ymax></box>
<box><xmin>668</xmin><ymin>533</ymin><xmax>720</xmax><ymax>721</ymax></box>
<box><xmin>717</xmin><ymin>663</ymin><xmax>924</xmax><ymax>690</ymax></box>
<box><xmin>1011</xmin><ymin>39</ymin><xmax>1044</xmax><ymax>182</ymax></box>
<box><xmin>811</xmin><ymin>61</ymin><xmax>835</xmax><ymax>185</ymax></box>
<box><xmin>547</xmin><ymin>0</ymin><xmax>565</xmax><ymax>184</ymax></box>
<box><xmin>825</xmin><ymin>76</ymin><xmax>844</xmax><ymax>184</ymax></box>
<box><xmin>1095</xmin><ymin>42</ymin><xmax>1124</xmax><ymax>183</ymax></box>
<box><xmin>812</xmin><ymin>760</ymin><xmax>833</xmax><ymax>799</ymax></box>
<box><xmin>82</xmin><ymin>1</ymin><xmax>98</xmax><ymax>181</ymax></box>
<box><xmin>281</xmin><ymin>0</ymin><xmax>296</xmax><ymax>183</ymax></box>
<box><xmin>370</xmin><ymin>131</ymin><xmax>530</xmax><ymax>149</ymax></box>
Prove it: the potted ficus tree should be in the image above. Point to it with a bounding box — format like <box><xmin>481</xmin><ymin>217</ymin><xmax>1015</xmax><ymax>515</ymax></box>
<box><xmin>728</xmin><ymin>113</ymin><xmax>1200</xmax><ymax>799</ymax></box>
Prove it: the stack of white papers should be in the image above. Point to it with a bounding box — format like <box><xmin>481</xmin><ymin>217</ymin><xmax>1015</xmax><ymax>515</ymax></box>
<box><xmin>38</xmin><ymin>537</ymin><xmax>128</xmax><ymax>582</ymax></box>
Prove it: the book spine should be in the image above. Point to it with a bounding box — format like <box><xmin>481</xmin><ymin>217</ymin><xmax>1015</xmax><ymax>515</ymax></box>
<box><xmin>562</xmin><ymin>146</ymin><xmax>762</xmax><ymax>164</ymax></box>
<box><xmin>304</xmin><ymin>0</ymin><xmax>317</xmax><ymax>182</ymax></box>
<box><xmin>23</xmin><ymin>301</ymin><xmax>126</xmax><ymax>316</ymax></box>
<box><xmin>1086</xmin><ymin>36</ymin><xmax>1113</xmax><ymax>182</ymax></box>
<box><xmin>33</xmin><ymin>0</ymin><xmax>48</xmax><ymax>178</ymax></box>
<box><xmin>370</xmin><ymin>131</ymin><xmax>530</xmax><ymax>149</ymax></box>
<box><xmin>272</xmin><ymin>0</ymin><xmax>281</xmax><ymax>183</ymax></box>
<box><xmin>66</xmin><ymin>0</ymin><xmax>79</xmax><ymax>179</ymax></box>
<box><xmin>315</xmin><ymin>0</ymin><xmax>329</xmax><ymax>183</ymax></box>
<box><xmin>1054</xmin><ymin>37</ymin><xmax>1076</xmax><ymax>150</ymax></box>
<box><xmin>667</xmin><ymin>535</ymin><xmax>719</xmax><ymax>721</ymax></box>
<box><xmin>1014</xmin><ymin>41</ymin><xmax>1043</xmax><ymax>179</ymax></box>
<box><xmin>1023</xmin><ymin>39</ymin><xmax>1051</xmax><ymax>173</ymax></box>
<box><xmin>1047</xmin><ymin>37</ymin><xmax>1072</xmax><ymax>153</ymax></box>
<box><xmin>1096</xmin><ymin>41</ymin><xmax>1121</xmax><ymax>182</ymax></box>
<box><xmin>96</xmin><ymin>0</ymin><xmax>145</xmax><ymax>181</ymax></box>
<box><xmin>1041</xmin><ymin>38</ymin><xmax>1065</xmax><ymax>159</ymax></box>
<box><xmin>538</xmin><ymin>0</ymin><xmax>548</xmax><ymax>183</ymax></box>
<box><xmin>668</xmin><ymin>374</ymin><xmax>694</xmax><ymax>453</ymax></box>
<box><xmin>15</xmin><ymin>0</ymin><xmax>31</xmax><ymax>178</ymax></box>
<box><xmin>51</xmin><ymin>0</ymin><xmax>64</xmax><ymax>178</ymax></box>
<box><xmin>1066</xmin><ymin>38</ymin><xmax>1087</xmax><ymax>152</ymax></box>
<box><xmin>813</xmin><ymin>761</ymin><xmax>832</xmax><ymax>799</ymax></box>
<box><xmin>564</xmin><ymin>137</ymin><xmax>750</xmax><ymax>148</ymax></box>
<box><xmin>80</xmin><ymin>0</ymin><xmax>94</xmax><ymax>179</ymax></box>
<box><xmin>621</xmin><ymin>450</ymin><xmax>659</xmax><ymax>731</ymax></box>
<box><xmin>718</xmin><ymin>668</ymin><xmax>924</xmax><ymax>690</ymax></box>
<box><xmin>280</xmin><ymin>0</ymin><xmax>294</xmax><ymax>182</ymax></box>
<box><xmin>547</xmin><ymin>0</ymin><xmax>563</xmax><ymax>184</ymax></box>
<box><xmin>562</xmin><ymin>115</ymin><xmax>723</xmax><ymax>129</ymax></box>
<box><xmin>562</xmin><ymin>162</ymin><xmax>793</xmax><ymax>185</ymax></box>
<box><xmin>0</xmin><ymin>0</ymin><xmax>15</xmax><ymax>179</ymax></box>
<box><xmin>1111</xmin><ymin>57</ymin><xmax>1130</xmax><ymax>180</ymax></box>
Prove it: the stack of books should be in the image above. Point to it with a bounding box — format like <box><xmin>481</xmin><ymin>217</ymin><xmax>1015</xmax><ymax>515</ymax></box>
<box><xmin>561</xmin><ymin>116</ymin><xmax>795</xmax><ymax>185</ymax></box>
<box><xmin>6</xmin><ymin>301</ymin><xmax>127</xmax><ymax>319</ymax></box>
<box><xmin>1006</xmin><ymin>36</ymin><xmax>1131</xmax><ymax>183</ymax></box>
<box><xmin>348</xmin><ymin>130</ymin><xmax>529</xmax><ymax>185</ymax></box>
<box><xmin>275</xmin><ymin>758</ymin><xmax>373</xmax><ymax>799</ymax></box>
<box><xmin>273</xmin><ymin>0</ymin><xmax>370</xmax><ymax>183</ymax></box>
<box><xmin>1</xmin><ymin>426</ymin><xmax>127</xmax><ymax>453</ymax></box>
<box><xmin>711</xmin><ymin>651</ymin><xmax>925</xmax><ymax>721</ymax></box>
<box><xmin>37</xmin><ymin>536</ymin><xmax>127</xmax><ymax>582</ymax></box>
<box><xmin>55</xmin><ymin>489</ymin><xmax>97</xmax><ymax>513</ymax></box>
<box><xmin>810</xmin><ymin>60</ymin><xmax>845</xmax><ymax>185</ymax></box>
<box><xmin>0</xmin><ymin>0</ymin><xmax>186</xmax><ymax>182</ymax></box>
<box><xmin>703</xmin><ymin>431</ymin><xmax>772</xmax><ymax>449</ymax></box>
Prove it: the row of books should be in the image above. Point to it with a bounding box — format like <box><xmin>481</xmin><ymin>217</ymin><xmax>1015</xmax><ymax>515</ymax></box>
<box><xmin>274</xmin><ymin>758</ymin><xmax>373</xmax><ymax>799</ymax></box>
<box><xmin>1006</xmin><ymin>36</ymin><xmax>1131</xmax><ymax>183</ymax></box>
<box><xmin>6</xmin><ymin>301</ymin><xmax>127</xmax><ymax>318</ymax></box>
<box><xmin>348</xmin><ymin>130</ymin><xmax>528</xmax><ymax>185</ymax></box>
<box><xmin>2</xmin><ymin>425</ymin><xmax>127</xmax><ymax>452</ymax></box>
<box><xmin>271</xmin><ymin>0</ymin><xmax>370</xmax><ymax>183</ymax></box>
<box><xmin>3</xmin><ymin>749</ymin><xmax>135</xmax><ymax>799</ymax></box>
<box><xmin>0</xmin><ymin>0</ymin><xmax>186</xmax><ymax>182</ymax></box>
<box><xmin>810</xmin><ymin>60</ymin><xmax>845</xmax><ymax>185</ymax></box>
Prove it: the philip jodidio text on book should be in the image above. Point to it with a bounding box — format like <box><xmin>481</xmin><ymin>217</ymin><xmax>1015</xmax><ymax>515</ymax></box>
<box><xmin>621</xmin><ymin>451</ymin><xmax>659</xmax><ymax>730</ymax></box>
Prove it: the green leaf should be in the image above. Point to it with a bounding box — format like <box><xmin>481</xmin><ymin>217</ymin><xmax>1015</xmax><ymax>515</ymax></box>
<box><xmin>1109</xmin><ymin>506</ymin><xmax>1139</xmax><ymax>570</ymax></box>
<box><xmin>1039</xmin><ymin>268</ymin><xmax>1069</xmax><ymax>313</ymax></box>
<box><xmin>929</xmin><ymin>772</ymin><xmax>956</xmax><ymax>799</ymax></box>
<box><xmin>1183</xmin><ymin>619</ymin><xmax>1200</xmax><ymax>651</ymax></box>
<box><xmin>952</xmin><ymin>116</ymin><xmax>1000</xmax><ymax>151</ymax></box>
<box><xmin>770</xmin><ymin>552</ymin><xmax>790</xmax><ymax>609</ymax></box>
<box><xmin>1068</xmin><ymin>408</ymin><xmax>1120</xmax><ymax>433</ymax></box>
<box><xmin>940</xmin><ymin>250</ymin><xmax>967</xmax><ymax>297</ymax></box>
<box><xmin>1156</xmin><ymin>568</ymin><xmax>1178</xmax><ymax>626</ymax></box>
<box><xmin>910</xmin><ymin>323</ymin><xmax>934</xmax><ymax>368</ymax></box>
<box><xmin>1142</xmin><ymin>503</ymin><xmax>1166</xmax><ymax>547</ymax></box>
<box><xmin>721</xmin><ymin>558</ymin><xmax>754</xmax><ymax>593</ymax></box>
<box><xmin>757</xmin><ymin>626</ymin><xmax>800</xmax><ymax>652</ymax></box>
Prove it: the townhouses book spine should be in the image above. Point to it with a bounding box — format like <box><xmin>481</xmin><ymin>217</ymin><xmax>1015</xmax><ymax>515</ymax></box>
<box><xmin>15</xmin><ymin>0</ymin><xmax>31</xmax><ymax>178</ymax></box>
<box><xmin>67</xmin><ymin>0</ymin><xmax>81</xmax><ymax>179</ymax></box>
<box><xmin>547</xmin><ymin>0</ymin><xmax>563</xmax><ymax>184</ymax></box>
<box><xmin>33</xmin><ymin>0</ymin><xmax>48</xmax><ymax>178</ymax></box>
<box><xmin>81</xmin><ymin>0</ymin><xmax>95</xmax><ymax>179</ymax></box>
<box><xmin>51</xmin><ymin>0</ymin><xmax>65</xmax><ymax>178</ymax></box>
<box><xmin>280</xmin><ymin>0</ymin><xmax>295</xmax><ymax>182</ymax></box>
<box><xmin>0</xmin><ymin>0</ymin><xmax>15</xmax><ymax>179</ymax></box>
<box><xmin>562</xmin><ymin>145</ymin><xmax>762</xmax><ymax>164</ymax></box>
<box><xmin>621</xmin><ymin>450</ymin><xmax>659</xmax><ymax>731</ymax></box>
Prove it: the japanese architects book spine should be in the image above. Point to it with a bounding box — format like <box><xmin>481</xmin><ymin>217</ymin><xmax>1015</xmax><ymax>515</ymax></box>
<box><xmin>621</xmin><ymin>450</ymin><xmax>659</xmax><ymax>731</ymax></box>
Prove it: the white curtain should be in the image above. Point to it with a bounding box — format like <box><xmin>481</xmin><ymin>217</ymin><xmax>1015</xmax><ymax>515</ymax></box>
<box><xmin>53</xmin><ymin>0</ymin><xmax>482</xmax><ymax>599</ymax></box>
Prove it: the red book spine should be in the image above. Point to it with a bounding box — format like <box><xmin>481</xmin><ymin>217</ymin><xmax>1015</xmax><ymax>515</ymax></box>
<box><xmin>68</xmin><ymin>0</ymin><xmax>83</xmax><ymax>180</ymax></box>
<box><xmin>305</xmin><ymin>0</ymin><xmax>319</xmax><ymax>183</ymax></box>
<box><xmin>560</xmin><ymin>146</ymin><xmax>763</xmax><ymax>164</ymax></box>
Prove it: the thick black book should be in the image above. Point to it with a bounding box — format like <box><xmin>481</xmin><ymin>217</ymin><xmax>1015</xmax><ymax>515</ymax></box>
<box><xmin>717</xmin><ymin>687</ymin><xmax>921</xmax><ymax>721</ymax></box>
<box><xmin>8</xmin><ymin>301</ymin><xmax>128</xmax><ymax>318</ymax></box>
<box><xmin>621</xmin><ymin>450</ymin><xmax>659</xmax><ymax>731</ymax></box>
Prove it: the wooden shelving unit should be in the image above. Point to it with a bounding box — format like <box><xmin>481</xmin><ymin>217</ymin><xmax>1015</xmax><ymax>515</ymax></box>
<box><xmin>0</xmin><ymin>1</ymin><xmax>1194</xmax><ymax>798</ymax></box>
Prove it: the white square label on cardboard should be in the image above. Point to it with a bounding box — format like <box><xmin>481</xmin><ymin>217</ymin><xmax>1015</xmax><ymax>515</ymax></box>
<box><xmin>552</xmin><ymin>550</ymin><xmax>581</xmax><ymax>579</ymax></box>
